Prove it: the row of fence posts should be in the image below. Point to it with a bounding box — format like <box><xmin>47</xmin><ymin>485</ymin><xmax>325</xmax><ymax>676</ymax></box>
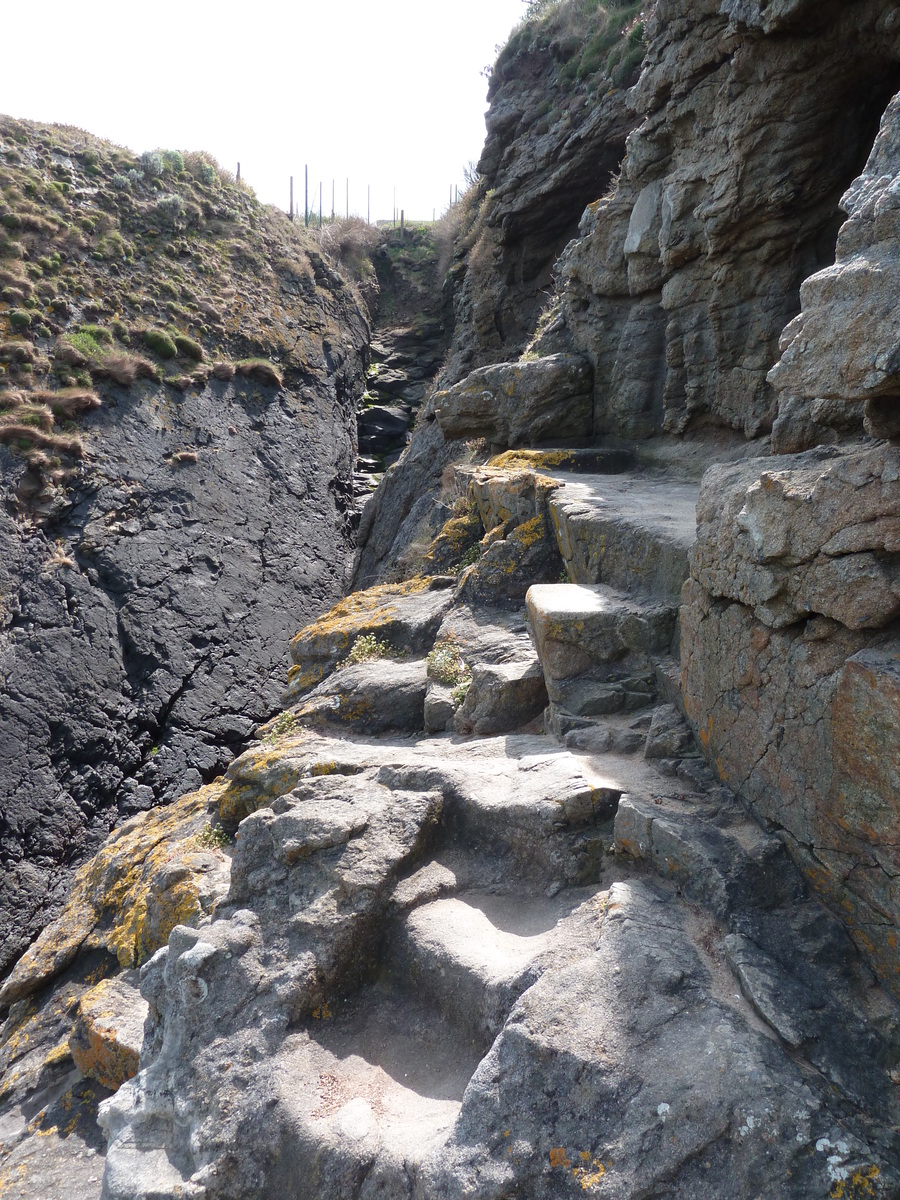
<box><xmin>237</xmin><ymin>165</ymin><xmax>460</xmax><ymax>229</ymax></box>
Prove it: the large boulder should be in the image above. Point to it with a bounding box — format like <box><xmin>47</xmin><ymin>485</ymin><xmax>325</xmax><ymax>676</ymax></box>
<box><xmin>285</xmin><ymin>577</ymin><xmax>455</xmax><ymax>703</ymax></box>
<box><xmin>432</xmin><ymin>356</ymin><xmax>593</xmax><ymax>449</ymax></box>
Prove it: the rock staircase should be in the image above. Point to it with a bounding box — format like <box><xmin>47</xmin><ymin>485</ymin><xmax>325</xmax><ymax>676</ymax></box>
<box><xmin>4</xmin><ymin>453</ymin><xmax>900</xmax><ymax>1200</ymax></box>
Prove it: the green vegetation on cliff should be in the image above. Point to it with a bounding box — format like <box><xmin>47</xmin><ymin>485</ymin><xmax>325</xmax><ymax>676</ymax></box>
<box><xmin>497</xmin><ymin>0</ymin><xmax>649</xmax><ymax>91</ymax></box>
<box><xmin>0</xmin><ymin>114</ymin><xmax>367</xmax><ymax>484</ymax></box>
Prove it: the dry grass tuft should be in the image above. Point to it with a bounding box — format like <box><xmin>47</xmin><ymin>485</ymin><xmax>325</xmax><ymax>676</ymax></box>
<box><xmin>236</xmin><ymin>358</ymin><xmax>283</xmax><ymax>388</ymax></box>
<box><xmin>90</xmin><ymin>354</ymin><xmax>160</xmax><ymax>386</ymax></box>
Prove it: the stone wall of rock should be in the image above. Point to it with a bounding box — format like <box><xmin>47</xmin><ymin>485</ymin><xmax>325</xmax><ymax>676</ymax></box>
<box><xmin>556</xmin><ymin>0</ymin><xmax>900</xmax><ymax>440</ymax></box>
<box><xmin>438</xmin><ymin>7</ymin><xmax>640</xmax><ymax>387</ymax></box>
<box><xmin>682</xmin><ymin>89</ymin><xmax>900</xmax><ymax>994</ymax></box>
<box><xmin>0</xmin><ymin>118</ymin><xmax>369</xmax><ymax>976</ymax></box>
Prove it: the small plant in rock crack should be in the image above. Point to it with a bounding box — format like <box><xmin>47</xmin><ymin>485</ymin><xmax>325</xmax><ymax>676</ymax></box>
<box><xmin>340</xmin><ymin>633</ymin><xmax>397</xmax><ymax>667</ymax></box>
<box><xmin>427</xmin><ymin>638</ymin><xmax>472</xmax><ymax>700</ymax></box>
<box><xmin>264</xmin><ymin>711</ymin><xmax>299</xmax><ymax>742</ymax></box>
<box><xmin>196</xmin><ymin>822</ymin><xmax>232</xmax><ymax>850</ymax></box>
<box><xmin>450</xmin><ymin>543</ymin><xmax>483</xmax><ymax>576</ymax></box>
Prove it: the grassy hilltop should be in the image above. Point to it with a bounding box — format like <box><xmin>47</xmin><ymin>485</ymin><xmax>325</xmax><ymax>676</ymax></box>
<box><xmin>0</xmin><ymin>115</ymin><xmax>366</xmax><ymax>502</ymax></box>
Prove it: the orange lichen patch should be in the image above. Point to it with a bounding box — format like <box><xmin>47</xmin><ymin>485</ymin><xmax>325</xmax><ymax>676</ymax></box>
<box><xmin>572</xmin><ymin>1158</ymin><xmax>607</xmax><ymax>1191</ymax></box>
<box><xmin>830</xmin><ymin>1165</ymin><xmax>880</xmax><ymax>1198</ymax></box>
<box><xmin>294</xmin><ymin>691</ymin><xmax>376</xmax><ymax>729</ymax></box>
<box><xmin>285</xmin><ymin>664</ymin><xmax>327</xmax><ymax>694</ymax></box>
<box><xmin>69</xmin><ymin>976</ymin><xmax>147</xmax><ymax>1092</ymax></box>
<box><xmin>0</xmin><ymin>781</ymin><xmax>230</xmax><ymax>1006</ymax></box>
<box><xmin>549</xmin><ymin>1147</ymin><xmax>571</xmax><ymax>1168</ymax></box>
<box><xmin>218</xmin><ymin>742</ymin><xmax>315</xmax><ymax>824</ymax></box>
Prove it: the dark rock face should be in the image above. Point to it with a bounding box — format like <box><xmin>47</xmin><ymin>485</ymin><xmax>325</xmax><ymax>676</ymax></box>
<box><xmin>441</xmin><ymin>25</ymin><xmax>637</xmax><ymax>385</ymax></box>
<box><xmin>0</xmin><ymin>369</ymin><xmax>363</xmax><ymax>975</ymax></box>
<box><xmin>0</xmin><ymin>117</ymin><xmax>370</xmax><ymax>975</ymax></box>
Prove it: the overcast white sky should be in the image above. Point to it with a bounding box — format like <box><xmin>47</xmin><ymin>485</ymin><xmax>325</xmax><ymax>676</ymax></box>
<box><xmin>0</xmin><ymin>0</ymin><xmax>529</xmax><ymax>221</ymax></box>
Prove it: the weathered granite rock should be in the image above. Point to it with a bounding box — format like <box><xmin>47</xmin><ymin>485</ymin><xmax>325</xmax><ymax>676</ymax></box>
<box><xmin>458</xmin><ymin>511</ymin><xmax>564</xmax><ymax>610</ymax></box>
<box><xmin>70</xmin><ymin>973</ymin><xmax>148</xmax><ymax>1092</ymax></box>
<box><xmin>0</xmin><ymin>782</ymin><xmax>231</xmax><ymax>1008</ymax></box>
<box><xmin>644</xmin><ymin>703</ymin><xmax>698</xmax><ymax>761</ymax></box>
<box><xmin>432</xmin><ymin>356</ymin><xmax>593</xmax><ymax>449</ymax></box>
<box><xmin>527</xmin><ymin>583</ymin><xmax>677</xmax><ymax>722</ymax></box>
<box><xmin>424</xmin><ymin>681</ymin><xmax>457</xmax><ymax>734</ymax></box>
<box><xmin>691</xmin><ymin>446</ymin><xmax>900</xmax><ymax>631</ymax></box>
<box><xmin>289</xmin><ymin>658</ymin><xmax>430</xmax><ymax>736</ymax></box>
<box><xmin>285</xmin><ymin>577</ymin><xmax>455</xmax><ymax>702</ymax></box>
<box><xmin>453</xmin><ymin>659</ymin><xmax>547</xmax><ymax>737</ymax></box>
<box><xmin>550</xmin><ymin>473</ymin><xmax>700</xmax><ymax>601</ymax></box>
<box><xmin>682</xmin><ymin>443</ymin><xmax>900</xmax><ymax>994</ymax></box>
<box><xmin>555</xmin><ymin>1</ymin><xmax>900</xmax><ymax>441</ymax></box>
<box><xmin>771</xmin><ymin>91</ymin><xmax>900</xmax><ymax>445</ymax></box>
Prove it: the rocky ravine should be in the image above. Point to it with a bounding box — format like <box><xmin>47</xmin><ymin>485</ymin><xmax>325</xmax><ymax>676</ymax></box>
<box><xmin>4</xmin><ymin>2</ymin><xmax>900</xmax><ymax>1198</ymax></box>
<box><xmin>3</xmin><ymin>451</ymin><xmax>899</xmax><ymax>1199</ymax></box>
<box><xmin>0</xmin><ymin>117</ymin><xmax>369</xmax><ymax>975</ymax></box>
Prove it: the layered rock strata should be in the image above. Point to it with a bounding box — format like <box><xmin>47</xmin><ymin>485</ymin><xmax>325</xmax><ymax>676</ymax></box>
<box><xmin>556</xmin><ymin>0</ymin><xmax>900</xmax><ymax>440</ymax></box>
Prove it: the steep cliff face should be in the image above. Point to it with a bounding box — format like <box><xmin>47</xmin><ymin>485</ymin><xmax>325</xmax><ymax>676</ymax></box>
<box><xmin>557</xmin><ymin>0</ymin><xmax>900</xmax><ymax>440</ymax></box>
<box><xmin>682</xmin><ymin>87</ymin><xmax>900</xmax><ymax>994</ymax></box>
<box><xmin>440</xmin><ymin>3</ymin><xmax>642</xmax><ymax>385</ymax></box>
<box><xmin>0</xmin><ymin>117</ymin><xmax>369</xmax><ymax>974</ymax></box>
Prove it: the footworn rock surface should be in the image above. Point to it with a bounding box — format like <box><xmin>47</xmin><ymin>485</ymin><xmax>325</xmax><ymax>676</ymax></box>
<box><xmin>6</xmin><ymin>446</ymin><xmax>900</xmax><ymax>1199</ymax></box>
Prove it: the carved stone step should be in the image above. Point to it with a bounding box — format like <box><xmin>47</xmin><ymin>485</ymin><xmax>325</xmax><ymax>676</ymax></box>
<box><xmin>526</xmin><ymin>582</ymin><xmax>677</xmax><ymax>718</ymax></box>
<box><xmin>389</xmin><ymin>890</ymin><xmax>596</xmax><ymax>1049</ymax></box>
<box><xmin>547</xmin><ymin>473</ymin><xmax>699</xmax><ymax>601</ymax></box>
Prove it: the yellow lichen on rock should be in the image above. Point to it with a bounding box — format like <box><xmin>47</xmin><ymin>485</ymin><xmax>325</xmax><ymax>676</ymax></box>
<box><xmin>69</xmin><ymin>975</ymin><xmax>148</xmax><ymax>1092</ymax></box>
<box><xmin>0</xmin><ymin>782</ymin><xmax>231</xmax><ymax>1007</ymax></box>
<box><xmin>285</xmin><ymin>577</ymin><xmax>444</xmax><ymax>706</ymax></box>
<box><xmin>289</xmin><ymin>577</ymin><xmax>432</xmax><ymax>664</ymax></box>
<box><xmin>217</xmin><ymin>741</ymin><xmax>316</xmax><ymax>824</ymax></box>
<box><xmin>489</xmin><ymin>449</ymin><xmax>573</xmax><ymax>470</ymax></box>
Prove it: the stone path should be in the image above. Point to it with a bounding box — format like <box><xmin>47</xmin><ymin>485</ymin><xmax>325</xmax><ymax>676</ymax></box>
<box><xmin>3</xmin><ymin>459</ymin><xmax>899</xmax><ymax>1199</ymax></box>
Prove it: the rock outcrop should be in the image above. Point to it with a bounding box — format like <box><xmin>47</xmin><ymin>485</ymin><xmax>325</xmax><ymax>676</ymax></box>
<box><xmin>3</xmin><ymin>453</ymin><xmax>894</xmax><ymax>1200</ymax></box>
<box><xmin>682</xmin><ymin>85</ymin><xmax>900</xmax><ymax>996</ymax></box>
<box><xmin>555</xmin><ymin>0</ymin><xmax>900</xmax><ymax>441</ymax></box>
<box><xmin>440</xmin><ymin>6</ymin><xmax>640</xmax><ymax>383</ymax></box>
<box><xmin>0</xmin><ymin>117</ymin><xmax>369</xmax><ymax>974</ymax></box>
<box><xmin>8</xmin><ymin>2</ymin><xmax>900</xmax><ymax>1197</ymax></box>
